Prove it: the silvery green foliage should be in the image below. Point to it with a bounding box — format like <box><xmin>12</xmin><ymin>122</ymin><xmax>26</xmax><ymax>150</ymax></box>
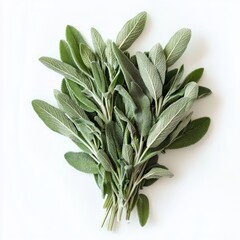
<box><xmin>32</xmin><ymin>12</ymin><xmax>211</xmax><ymax>230</ymax></box>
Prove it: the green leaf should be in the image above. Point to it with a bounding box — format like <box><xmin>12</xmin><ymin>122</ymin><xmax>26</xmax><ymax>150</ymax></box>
<box><xmin>91</xmin><ymin>28</ymin><xmax>106</xmax><ymax>61</ymax></box>
<box><xmin>184</xmin><ymin>82</ymin><xmax>199</xmax><ymax>99</ymax></box>
<box><xmin>182</xmin><ymin>68</ymin><xmax>204</xmax><ymax>86</ymax></box>
<box><xmin>147</xmin><ymin>97</ymin><xmax>191</xmax><ymax>148</ymax></box>
<box><xmin>105</xmin><ymin>40</ymin><xmax>118</xmax><ymax>68</ymax></box>
<box><xmin>112</xmin><ymin>43</ymin><xmax>147</xmax><ymax>93</ymax></box>
<box><xmin>65</xmin><ymin>25</ymin><xmax>89</xmax><ymax>74</ymax></box>
<box><xmin>164</xmin><ymin>28</ymin><xmax>191</xmax><ymax>67</ymax></box>
<box><xmin>32</xmin><ymin>100</ymin><xmax>79</xmax><ymax>140</ymax></box>
<box><xmin>122</xmin><ymin>144</ymin><xmax>134</xmax><ymax>164</ymax></box>
<box><xmin>91</xmin><ymin>61</ymin><xmax>106</xmax><ymax>93</ymax></box>
<box><xmin>59</xmin><ymin>40</ymin><xmax>77</xmax><ymax>67</ymax></box>
<box><xmin>116</xmin><ymin>12</ymin><xmax>147</xmax><ymax>51</ymax></box>
<box><xmin>198</xmin><ymin>86</ymin><xmax>212</xmax><ymax>99</ymax></box>
<box><xmin>39</xmin><ymin>57</ymin><xmax>90</xmax><ymax>89</ymax></box>
<box><xmin>97</xmin><ymin>149</ymin><xmax>113</xmax><ymax>172</ymax></box>
<box><xmin>149</xmin><ymin>43</ymin><xmax>166</xmax><ymax>84</ymax></box>
<box><xmin>54</xmin><ymin>90</ymin><xmax>88</xmax><ymax>120</ymax></box>
<box><xmin>136</xmin><ymin>52</ymin><xmax>162</xmax><ymax>102</ymax></box>
<box><xmin>137</xmin><ymin>194</ymin><xmax>149</xmax><ymax>227</ymax></box>
<box><xmin>64</xmin><ymin>152</ymin><xmax>98</xmax><ymax>174</ymax></box>
<box><xmin>105</xmin><ymin>122</ymin><xmax>119</xmax><ymax>161</ymax></box>
<box><xmin>115</xmin><ymin>85</ymin><xmax>137</xmax><ymax>119</ymax></box>
<box><xmin>66</xmin><ymin>80</ymin><xmax>98</xmax><ymax>112</ymax></box>
<box><xmin>143</xmin><ymin>167</ymin><xmax>173</xmax><ymax>179</ymax></box>
<box><xmin>80</xmin><ymin>44</ymin><xmax>96</xmax><ymax>68</ymax></box>
<box><xmin>167</xmin><ymin>117</ymin><xmax>211</xmax><ymax>149</ymax></box>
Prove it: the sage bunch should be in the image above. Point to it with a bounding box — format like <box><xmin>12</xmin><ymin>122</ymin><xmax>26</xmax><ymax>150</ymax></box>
<box><xmin>32</xmin><ymin>12</ymin><xmax>211</xmax><ymax>230</ymax></box>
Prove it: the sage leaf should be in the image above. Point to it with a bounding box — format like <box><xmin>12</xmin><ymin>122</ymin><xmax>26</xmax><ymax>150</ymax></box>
<box><xmin>59</xmin><ymin>40</ymin><xmax>77</xmax><ymax>67</ymax></box>
<box><xmin>143</xmin><ymin>167</ymin><xmax>173</xmax><ymax>180</ymax></box>
<box><xmin>184</xmin><ymin>82</ymin><xmax>199</xmax><ymax>99</ymax></box>
<box><xmin>149</xmin><ymin>43</ymin><xmax>166</xmax><ymax>84</ymax></box>
<box><xmin>32</xmin><ymin>100</ymin><xmax>79</xmax><ymax>141</ymax></box>
<box><xmin>167</xmin><ymin>117</ymin><xmax>211</xmax><ymax>149</ymax></box>
<box><xmin>137</xmin><ymin>194</ymin><xmax>149</xmax><ymax>227</ymax></box>
<box><xmin>66</xmin><ymin>80</ymin><xmax>98</xmax><ymax>112</ymax></box>
<box><xmin>80</xmin><ymin>44</ymin><xmax>96</xmax><ymax>68</ymax></box>
<box><xmin>198</xmin><ymin>86</ymin><xmax>212</xmax><ymax>98</ymax></box>
<box><xmin>91</xmin><ymin>61</ymin><xmax>106</xmax><ymax>93</ymax></box>
<box><xmin>164</xmin><ymin>28</ymin><xmax>191</xmax><ymax>67</ymax></box>
<box><xmin>39</xmin><ymin>57</ymin><xmax>90</xmax><ymax>89</ymax></box>
<box><xmin>112</xmin><ymin>43</ymin><xmax>147</xmax><ymax>93</ymax></box>
<box><xmin>116</xmin><ymin>12</ymin><xmax>147</xmax><ymax>51</ymax></box>
<box><xmin>54</xmin><ymin>90</ymin><xmax>88</xmax><ymax>120</ymax></box>
<box><xmin>182</xmin><ymin>68</ymin><xmax>204</xmax><ymax>86</ymax></box>
<box><xmin>147</xmin><ymin>97</ymin><xmax>191</xmax><ymax>148</ymax></box>
<box><xmin>91</xmin><ymin>28</ymin><xmax>106</xmax><ymax>61</ymax></box>
<box><xmin>115</xmin><ymin>85</ymin><xmax>137</xmax><ymax>119</ymax></box>
<box><xmin>105</xmin><ymin>40</ymin><xmax>118</xmax><ymax>68</ymax></box>
<box><xmin>122</xmin><ymin>144</ymin><xmax>134</xmax><ymax>164</ymax></box>
<box><xmin>66</xmin><ymin>25</ymin><xmax>89</xmax><ymax>74</ymax></box>
<box><xmin>97</xmin><ymin>149</ymin><xmax>113</xmax><ymax>172</ymax></box>
<box><xmin>64</xmin><ymin>152</ymin><xmax>98</xmax><ymax>174</ymax></box>
<box><xmin>136</xmin><ymin>52</ymin><xmax>163</xmax><ymax>101</ymax></box>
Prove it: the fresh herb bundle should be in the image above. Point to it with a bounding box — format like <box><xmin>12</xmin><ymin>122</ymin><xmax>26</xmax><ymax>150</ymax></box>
<box><xmin>32</xmin><ymin>12</ymin><xmax>211</xmax><ymax>230</ymax></box>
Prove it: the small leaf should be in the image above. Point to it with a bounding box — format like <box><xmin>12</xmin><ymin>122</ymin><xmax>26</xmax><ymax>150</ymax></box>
<box><xmin>96</xmin><ymin>149</ymin><xmax>113</xmax><ymax>172</ymax></box>
<box><xmin>184</xmin><ymin>82</ymin><xmax>199</xmax><ymax>100</ymax></box>
<box><xmin>66</xmin><ymin>25</ymin><xmax>89</xmax><ymax>74</ymax></box>
<box><xmin>64</xmin><ymin>152</ymin><xmax>98</xmax><ymax>174</ymax></box>
<box><xmin>66</xmin><ymin>80</ymin><xmax>98</xmax><ymax>112</ymax></box>
<box><xmin>116</xmin><ymin>12</ymin><xmax>147</xmax><ymax>51</ymax></box>
<box><xmin>137</xmin><ymin>194</ymin><xmax>149</xmax><ymax>227</ymax></box>
<box><xmin>182</xmin><ymin>68</ymin><xmax>204</xmax><ymax>86</ymax></box>
<box><xmin>91</xmin><ymin>28</ymin><xmax>106</xmax><ymax>61</ymax></box>
<box><xmin>59</xmin><ymin>40</ymin><xmax>77</xmax><ymax>67</ymax></box>
<box><xmin>80</xmin><ymin>44</ymin><xmax>96</xmax><ymax>68</ymax></box>
<box><xmin>168</xmin><ymin>117</ymin><xmax>211</xmax><ymax>149</ymax></box>
<box><xmin>198</xmin><ymin>86</ymin><xmax>212</xmax><ymax>99</ymax></box>
<box><xmin>115</xmin><ymin>85</ymin><xmax>137</xmax><ymax>119</ymax></box>
<box><xmin>136</xmin><ymin>52</ymin><xmax>162</xmax><ymax>101</ymax></box>
<box><xmin>149</xmin><ymin>43</ymin><xmax>166</xmax><ymax>84</ymax></box>
<box><xmin>32</xmin><ymin>100</ymin><xmax>79</xmax><ymax>141</ymax></box>
<box><xmin>164</xmin><ymin>28</ymin><xmax>191</xmax><ymax>67</ymax></box>
<box><xmin>147</xmin><ymin>97</ymin><xmax>191</xmax><ymax>148</ymax></box>
<box><xmin>91</xmin><ymin>61</ymin><xmax>106</xmax><ymax>93</ymax></box>
<box><xmin>122</xmin><ymin>144</ymin><xmax>134</xmax><ymax>164</ymax></box>
<box><xmin>143</xmin><ymin>167</ymin><xmax>173</xmax><ymax>180</ymax></box>
<box><xmin>105</xmin><ymin>40</ymin><xmax>118</xmax><ymax>68</ymax></box>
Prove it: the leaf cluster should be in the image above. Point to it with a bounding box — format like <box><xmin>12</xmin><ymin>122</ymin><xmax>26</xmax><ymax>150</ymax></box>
<box><xmin>32</xmin><ymin>12</ymin><xmax>211</xmax><ymax>230</ymax></box>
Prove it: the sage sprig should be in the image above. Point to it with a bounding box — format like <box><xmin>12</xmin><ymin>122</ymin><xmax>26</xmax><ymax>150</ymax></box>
<box><xmin>32</xmin><ymin>11</ymin><xmax>211</xmax><ymax>230</ymax></box>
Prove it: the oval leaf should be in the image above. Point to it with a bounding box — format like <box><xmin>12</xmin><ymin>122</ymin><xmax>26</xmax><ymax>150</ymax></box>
<box><xmin>96</xmin><ymin>149</ymin><xmax>113</xmax><ymax>172</ymax></box>
<box><xmin>143</xmin><ymin>167</ymin><xmax>173</xmax><ymax>180</ymax></box>
<box><xmin>164</xmin><ymin>28</ymin><xmax>191</xmax><ymax>67</ymax></box>
<box><xmin>137</xmin><ymin>194</ymin><xmax>149</xmax><ymax>227</ymax></box>
<box><xmin>182</xmin><ymin>68</ymin><xmax>204</xmax><ymax>86</ymax></box>
<box><xmin>167</xmin><ymin>117</ymin><xmax>210</xmax><ymax>149</ymax></box>
<box><xmin>116</xmin><ymin>12</ymin><xmax>147</xmax><ymax>51</ymax></box>
<box><xmin>64</xmin><ymin>152</ymin><xmax>98</xmax><ymax>174</ymax></box>
<box><xmin>198</xmin><ymin>86</ymin><xmax>212</xmax><ymax>99</ymax></box>
<box><xmin>59</xmin><ymin>40</ymin><xmax>77</xmax><ymax>67</ymax></box>
<box><xmin>147</xmin><ymin>97</ymin><xmax>191</xmax><ymax>148</ymax></box>
<box><xmin>91</xmin><ymin>28</ymin><xmax>106</xmax><ymax>61</ymax></box>
<box><xmin>136</xmin><ymin>52</ymin><xmax>163</xmax><ymax>101</ymax></box>
<box><xmin>32</xmin><ymin>100</ymin><xmax>79</xmax><ymax>141</ymax></box>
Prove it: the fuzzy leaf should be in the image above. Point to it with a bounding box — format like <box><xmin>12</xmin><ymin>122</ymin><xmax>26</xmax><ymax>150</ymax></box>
<box><xmin>32</xmin><ymin>100</ymin><xmax>79</xmax><ymax>140</ymax></box>
<box><xmin>59</xmin><ymin>40</ymin><xmax>77</xmax><ymax>67</ymax></box>
<box><xmin>164</xmin><ymin>28</ymin><xmax>191</xmax><ymax>67</ymax></box>
<box><xmin>182</xmin><ymin>68</ymin><xmax>204</xmax><ymax>86</ymax></box>
<box><xmin>143</xmin><ymin>167</ymin><xmax>173</xmax><ymax>180</ymax></box>
<box><xmin>136</xmin><ymin>52</ymin><xmax>162</xmax><ymax>101</ymax></box>
<box><xmin>116</xmin><ymin>12</ymin><xmax>147</xmax><ymax>51</ymax></box>
<box><xmin>80</xmin><ymin>44</ymin><xmax>96</xmax><ymax>68</ymax></box>
<box><xmin>97</xmin><ymin>149</ymin><xmax>113</xmax><ymax>172</ymax></box>
<box><xmin>149</xmin><ymin>43</ymin><xmax>166</xmax><ymax>84</ymax></box>
<box><xmin>64</xmin><ymin>152</ymin><xmax>98</xmax><ymax>174</ymax></box>
<box><xmin>91</xmin><ymin>28</ymin><xmax>106</xmax><ymax>61</ymax></box>
<box><xmin>147</xmin><ymin>97</ymin><xmax>191</xmax><ymax>148</ymax></box>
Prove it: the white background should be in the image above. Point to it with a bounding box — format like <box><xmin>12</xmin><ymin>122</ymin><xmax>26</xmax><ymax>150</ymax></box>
<box><xmin>0</xmin><ymin>0</ymin><xmax>239</xmax><ymax>239</ymax></box>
